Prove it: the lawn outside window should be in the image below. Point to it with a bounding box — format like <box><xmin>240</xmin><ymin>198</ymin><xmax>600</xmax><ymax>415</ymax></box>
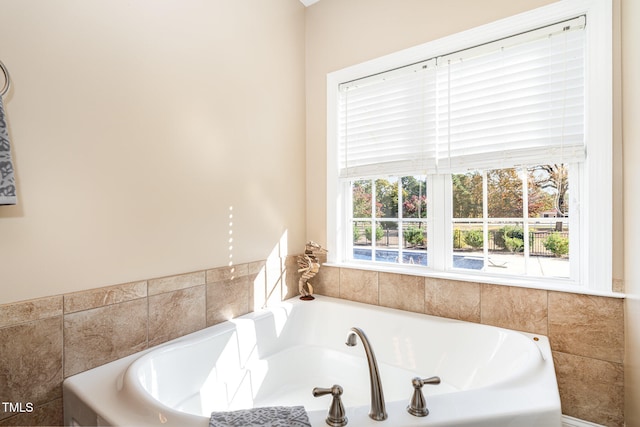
<box><xmin>326</xmin><ymin>0</ymin><xmax>613</xmax><ymax>293</ymax></box>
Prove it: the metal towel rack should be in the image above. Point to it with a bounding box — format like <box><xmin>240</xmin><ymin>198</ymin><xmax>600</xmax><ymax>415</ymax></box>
<box><xmin>0</xmin><ymin>60</ymin><xmax>10</xmax><ymax>97</ymax></box>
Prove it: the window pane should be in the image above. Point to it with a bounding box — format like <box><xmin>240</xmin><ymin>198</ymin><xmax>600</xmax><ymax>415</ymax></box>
<box><xmin>353</xmin><ymin>180</ymin><xmax>372</xmax><ymax>218</ymax></box>
<box><xmin>487</xmin><ymin>168</ymin><xmax>522</xmax><ymax>218</ymax></box>
<box><xmin>403</xmin><ymin>221</ymin><xmax>427</xmax><ymax>266</ymax></box>
<box><xmin>452</xmin><ymin>222</ymin><xmax>484</xmax><ymax>270</ymax></box>
<box><xmin>353</xmin><ymin>220</ymin><xmax>370</xmax><ymax>246</ymax></box>
<box><xmin>452</xmin><ymin>172</ymin><xmax>483</xmax><ymax>218</ymax></box>
<box><xmin>375</xmin><ymin>178</ymin><xmax>399</xmax><ymax>218</ymax></box>
<box><xmin>402</xmin><ymin>221</ymin><xmax>426</xmax><ymax>249</ymax></box>
<box><xmin>372</xmin><ymin>221</ymin><xmax>398</xmax><ymax>264</ymax></box>
<box><xmin>487</xmin><ymin>222</ymin><xmax>526</xmax><ymax>275</ymax></box>
<box><xmin>352</xmin><ymin>220</ymin><xmax>373</xmax><ymax>262</ymax></box>
<box><xmin>527</xmin><ymin>164</ymin><xmax>569</xmax><ymax>219</ymax></box>
<box><xmin>530</xmin><ymin>221</ymin><xmax>570</xmax><ymax>278</ymax></box>
<box><xmin>402</xmin><ymin>176</ymin><xmax>427</xmax><ymax>219</ymax></box>
<box><xmin>377</xmin><ymin>220</ymin><xmax>399</xmax><ymax>250</ymax></box>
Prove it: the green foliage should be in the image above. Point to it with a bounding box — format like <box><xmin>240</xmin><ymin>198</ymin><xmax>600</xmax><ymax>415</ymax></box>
<box><xmin>487</xmin><ymin>169</ymin><xmax>523</xmax><ymax>218</ymax></box>
<box><xmin>463</xmin><ymin>229</ymin><xmax>484</xmax><ymax>248</ymax></box>
<box><xmin>353</xmin><ymin>225</ymin><xmax>361</xmax><ymax>243</ymax></box>
<box><xmin>403</xmin><ymin>226</ymin><xmax>425</xmax><ymax>247</ymax></box>
<box><xmin>498</xmin><ymin>225</ymin><xmax>525</xmax><ymax>253</ymax></box>
<box><xmin>364</xmin><ymin>224</ymin><xmax>384</xmax><ymax>243</ymax></box>
<box><xmin>402</xmin><ymin>176</ymin><xmax>428</xmax><ymax>219</ymax></box>
<box><xmin>544</xmin><ymin>232</ymin><xmax>569</xmax><ymax>257</ymax></box>
<box><xmin>453</xmin><ymin>228</ymin><xmax>464</xmax><ymax>249</ymax></box>
<box><xmin>452</xmin><ymin>172</ymin><xmax>483</xmax><ymax>218</ymax></box>
<box><xmin>504</xmin><ymin>235</ymin><xmax>524</xmax><ymax>253</ymax></box>
<box><xmin>375</xmin><ymin>178</ymin><xmax>398</xmax><ymax>218</ymax></box>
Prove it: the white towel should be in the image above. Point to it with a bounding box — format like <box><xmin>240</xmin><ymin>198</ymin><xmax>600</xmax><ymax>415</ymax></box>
<box><xmin>209</xmin><ymin>406</ymin><xmax>311</xmax><ymax>427</ymax></box>
<box><xmin>0</xmin><ymin>95</ymin><xmax>16</xmax><ymax>205</ymax></box>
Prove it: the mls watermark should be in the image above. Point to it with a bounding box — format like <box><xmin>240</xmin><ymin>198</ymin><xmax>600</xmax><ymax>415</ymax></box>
<box><xmin>1</xmin><ymin>402</ymin><xmax>34</xmax><ymax>413</ymax></box>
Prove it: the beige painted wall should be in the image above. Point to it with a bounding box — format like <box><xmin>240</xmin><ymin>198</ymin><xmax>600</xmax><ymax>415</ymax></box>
<box><xmin>623</xmin><ymin>0</ymin><xmax>640</xmax><ymax>424</ymax></box>
<box><xmin>0</xmin><ymin>0</ymin><xmax>307</xmax><ymax>304</ymax></box>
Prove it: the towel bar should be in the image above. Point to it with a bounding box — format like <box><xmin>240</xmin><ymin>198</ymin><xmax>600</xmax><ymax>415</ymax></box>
<box><xmin>0</xmin><ymin>60</ymin><xmax>10</xmax><ymax>97</ymax></box>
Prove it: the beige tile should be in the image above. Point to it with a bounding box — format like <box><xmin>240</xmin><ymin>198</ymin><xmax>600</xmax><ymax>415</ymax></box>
<box><xmin>0</xmin><ymin>296</ymin><xmax>63</xmax><ymax>328</ymax></box>
<box><xmin>251</xmin><ymin>262</ymin><xmax>268</xmax><ymax>311</ymax></box>
<box><xmin>548</xmin><ymin>292</ymin><xmax>624</xmax><ymax>363</ymax></box>
<box><xmin>379</xmin><ymin>272</ymin><xmax>424</xmax><ymax>313</ymax></box>
<box><xmin>148</xmin><ymin>271</ymin><xmax>205</xmax><ymax>295</ymax></box>
<box><xmin>424</xmin><ymin>278</ymin><xmax>481</xmax><ymax>323</ymax></box>
<box><xmin>247</xmin><ymin>260</ymin><xmax>267</xmax><ymax>310</ymax></box>
<box><xmin>0</xmin><ymin>317</ymin><xmax>63</xmax><ymax>420</ymax></box>
<box><xmin>283</xmin><ymin>255</ymin><xmax>300</xmax><ymax>301</ymax></box>
<box><xmin>553</xmin><ymin>351</ymin><xmax>624</xmax><ymax>427</ymax></box>
<box><xmin>206</xmin><ymin>276</ymin><xmax>250</xmax><ymax>326</ymax></box>
<box><xmin>265</xmin><ymin>256</ymin><xmax>286</xmax><ymax>307</ymax></box>
<box><xmin>206</xmin><ymin>263</ymin><xmax>250</xmax><ymax>284</ymax></box>
<box><xmin>480</xmin><ymin>284</ymin><xmax>548</xmax><ymax>335</ymax></box>
<box><xmin>248</xmin><ymin>260</ymin><xmax>266</xmax><ymax>278</ymax></box>
<box><xmin>339</xmin><ymin>268</ymin><xmax>378</xmax><ymax>306</ymax></box>
<box><xmin>0</xmin><ymin>398</ymin><xmax>63</xmax><ymax>426</ymax></box>
<box><xmin>63</xmin><ymin>299</ymin><xmax>148</xmax><ymax>377</ymax></box>
<box><xmin>148</xmin><ymin>285</ymin><xmax>206</xmax><ymax>347</ymax></box>
<box><xmin>312</xmin><ymin>265</ymin><xmax>340</xmax><ymax>298</ymax></box>
<box><xmin>64</xmin><ymin>281</ymin><xmax>147</xmax><ymax>314</ymax></box>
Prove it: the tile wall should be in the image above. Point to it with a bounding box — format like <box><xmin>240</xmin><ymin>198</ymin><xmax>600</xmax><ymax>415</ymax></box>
<box><xmin>0</xmin><ymin>257</ymin><xmax>299</xmax><ymax>426</ymax></box>
<box><xmin>313</xmin><ymin>266</ymin><xmax>625</xmax><ymax>427</ymax></box>
<box><xmin>0</xmin><ymin>259</ymin><xmax>624</xmax><ymax>426</ymax></box>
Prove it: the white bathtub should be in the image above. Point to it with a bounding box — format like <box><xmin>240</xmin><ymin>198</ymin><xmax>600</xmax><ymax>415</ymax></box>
<box><xmin>63</xmin><ymin>295</ymin><xmax>562</xmax><ymax>427</ymax></box>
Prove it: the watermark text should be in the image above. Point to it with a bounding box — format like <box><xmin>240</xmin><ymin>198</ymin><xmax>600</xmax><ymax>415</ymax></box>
<box><xmin>1</xmin><ymin>402</ymin><xmax>34</xmax><ymax>413</ymax></box>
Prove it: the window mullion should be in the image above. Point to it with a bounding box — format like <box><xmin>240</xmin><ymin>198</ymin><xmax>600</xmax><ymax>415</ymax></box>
<box><xmin>522</xmin><ymin>168</ymin><xmax>530</xmax><ymax>275</ymax></box>
<box><xmin>371</xmin><ymin>179</ymin><xmax>377</xmax><ymax>261</ymax></box>
<box><xmin>482</xmin><ymin>171</ymin><xmax>489</xmax><ymax>270</ymax></box>
<box><xmin>398</xmin><ymin>178</ymin><xmax>404</xmax><ymax>265</ymax></box>
<box><xmin>433</xmin><ymin>174</ymin><xmax>447</xmax><ymax>271</ymax></box>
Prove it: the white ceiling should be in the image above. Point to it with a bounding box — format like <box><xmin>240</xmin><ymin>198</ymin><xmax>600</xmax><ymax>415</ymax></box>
<box><xmin>299</xmin><ymin>0</ymin><xmax>321</xmax><ymax>6</ymax></box>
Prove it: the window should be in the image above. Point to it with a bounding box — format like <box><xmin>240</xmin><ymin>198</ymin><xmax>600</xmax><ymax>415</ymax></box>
<box><xmin>351</xmin><ymin>176</ymin><xmax>428</xmax><ymax>266</ymax></box>
<box><xmin>451</xmin><ymin>165</ymin><xmax>574</xmax><ymax>278</ymax></box>
<box><xmin>327</xmin><ymin>0</ymin><xmax>612</xmax><ymax>292</ymax></box>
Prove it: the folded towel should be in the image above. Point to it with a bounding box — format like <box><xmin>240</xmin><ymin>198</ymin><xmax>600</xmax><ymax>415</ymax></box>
<box><xmin>0</xmin><ymin>95</ymin><xmax>16</xmax><ymax>205</ymax></box>
<box><xmin>210</xmin><ymin>406</ymin><xmax>311</xmax><ymax>427</ymax></box>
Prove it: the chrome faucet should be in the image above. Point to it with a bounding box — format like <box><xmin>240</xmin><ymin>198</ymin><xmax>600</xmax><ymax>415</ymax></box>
<box><xmin>345</xmin><ymin>327</ymin><xmax>387</xmax><ymax>421</ymax></box>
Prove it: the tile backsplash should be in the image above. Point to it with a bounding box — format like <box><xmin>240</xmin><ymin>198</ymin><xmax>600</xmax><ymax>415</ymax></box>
<box><xmin>0</xmin><ymin>259</ymin><xmax>624</xmax><ymax>426</ymax></box>
<box><xmin>313</xmin><ymin>265</ymin><xmax>625</xmax><ymax>427</ymax></box>
<box><xmin>0</xmin><ymin>256</ymin><xmax>297</xmax><ymax>426</ymax></box>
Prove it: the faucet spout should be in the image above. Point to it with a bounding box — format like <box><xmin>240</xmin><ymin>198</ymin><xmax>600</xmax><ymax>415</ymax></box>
<box><xmin>345</xmin><ymin>327</ymin><xmax>387</xmax><ymax>421</ymax></box>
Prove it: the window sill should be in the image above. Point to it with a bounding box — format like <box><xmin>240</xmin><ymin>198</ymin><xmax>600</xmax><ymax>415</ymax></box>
<box><xmin>323</xmin><ymin>261</ymin><xmax>625</xmax><ymax>299</ymax></box>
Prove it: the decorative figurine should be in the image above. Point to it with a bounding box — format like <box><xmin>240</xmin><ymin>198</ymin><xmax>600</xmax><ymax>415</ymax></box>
<box><xmin>297</xmin><ymin>241</ymin><xmax>327</xmax><ymax>300</ymax></box>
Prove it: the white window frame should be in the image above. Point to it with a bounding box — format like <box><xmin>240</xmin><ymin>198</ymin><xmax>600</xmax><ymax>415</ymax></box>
<box><xmin>326</xmin><ymin>0</ymin><xmax>612</xmax><ymax>294</ymax></box>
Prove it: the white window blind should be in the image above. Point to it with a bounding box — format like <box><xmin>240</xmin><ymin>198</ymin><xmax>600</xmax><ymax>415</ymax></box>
<box><xmin>437</xmin><ymin>16</ymin><xmax>586</xmax><ymax>172</ymax></box>
<box><xmin>338</xmin><ymin>59</ymin><xmax>437</xmax><ymax>179</ymax></box>
<box><xmin>337</xmin><ymin>16</ymin><xmax>586</xmax><ymax>178</ymax></box>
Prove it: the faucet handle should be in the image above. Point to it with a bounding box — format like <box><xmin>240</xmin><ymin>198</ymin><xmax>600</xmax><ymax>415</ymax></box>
<box><xmin>407</xmin><ymin>376</ymin><xmax>441</xmax><ymax>417</ymax></box>
<box><xmin>313</xmin><ymin>384</ymin><xmax>348</xmax><ymax>426</ymax></box>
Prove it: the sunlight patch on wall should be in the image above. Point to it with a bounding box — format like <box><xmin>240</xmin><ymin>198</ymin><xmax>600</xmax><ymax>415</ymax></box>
<box><xmin>253</xmin><ymin>231</ymin><xmax>290</xmax><ymax>310</ymax></box>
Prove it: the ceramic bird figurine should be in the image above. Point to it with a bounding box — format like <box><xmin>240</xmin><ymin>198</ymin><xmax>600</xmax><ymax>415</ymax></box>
<box><xmin>297</xmin><ymin>241</ymin><xmax>327</xmax><ymax>300</ymax></box>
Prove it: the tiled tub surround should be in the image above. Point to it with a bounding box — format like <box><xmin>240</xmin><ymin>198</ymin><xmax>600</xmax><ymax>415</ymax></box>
<box><xmin>0</xmin><ymin>258</ymin><xmax>299</xmax><ymax>426</ymax></box>
<box><xmin>312</xmin><ymin>266</ymin><xmax>625</xmax><ymax>427</ymax></box>
<box><xmin>0</xmin><ymin>260</ymin><xmax>624</xmax><ymax>426</ymax></box>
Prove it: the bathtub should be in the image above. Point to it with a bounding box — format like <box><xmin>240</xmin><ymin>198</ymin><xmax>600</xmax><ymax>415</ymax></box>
<box><xmin>63</xmin><ymin>295</ymin><xmax>562</xmax><ymax>427</ymax></box>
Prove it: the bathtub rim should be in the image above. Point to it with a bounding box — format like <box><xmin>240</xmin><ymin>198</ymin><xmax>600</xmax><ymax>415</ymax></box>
<box><xmin>63</xmin><ymin>295</ymin><xmax>562</xmax><ymax>427</ymax></box>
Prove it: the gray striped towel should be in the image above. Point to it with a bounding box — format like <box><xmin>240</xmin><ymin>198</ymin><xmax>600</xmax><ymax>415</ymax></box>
<box><xmin>0</xmin><ymin>95</ymin><xmax>16</xmax><ymax>205</ymax></box>
<box><xmin>210</xmin><ymin>406</ymin><xmax>311</xmax><ymax>427</ymax></box>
